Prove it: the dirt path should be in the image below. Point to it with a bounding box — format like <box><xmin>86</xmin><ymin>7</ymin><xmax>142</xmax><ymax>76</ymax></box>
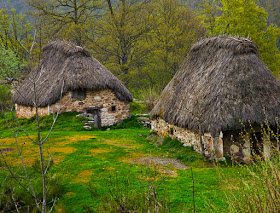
<box><xmin>132</xmin><ymin>156</ymin><xmax>189</xmax><ymax>177</ymax></box>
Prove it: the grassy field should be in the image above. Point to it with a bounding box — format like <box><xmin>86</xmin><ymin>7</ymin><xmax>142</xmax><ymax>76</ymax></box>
<box><xmin>0</xmin><ymin>111</ymin><xmax>242</xmax><ymax>212</ymax></box>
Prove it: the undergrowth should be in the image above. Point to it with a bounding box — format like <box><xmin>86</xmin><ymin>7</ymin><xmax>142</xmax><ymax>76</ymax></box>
<box><xmin>105</xmin><ymin>115</ymin><xmax>145</xmax><ymax>130</ymax></box>
<box><xmin>0</xmin><ymin>159</ymin><xmax>65</xmax><ymax>212</ymax></box>
<box><xmin>90</xmin><ymin>172</ymin><xmax>171</xmax><ymax>213</ymax></box>
<box><xmin>216</xmin><ymin>154</ymin><xmax>280</xmax><ymax>213</ymax></box>
<box><xmin>0</xmin><ymin>112</ymin><xmax>87</xmax><ymax>137</ymax></box>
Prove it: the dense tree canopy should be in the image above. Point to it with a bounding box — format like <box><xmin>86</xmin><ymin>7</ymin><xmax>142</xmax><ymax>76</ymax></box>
<box><xmin>88</xmin><ymin>0</ymin><xmax>204</xmax><ymax>90</ymax></box>
<box><xmin>0</xmin><ymin>0</ymin><xmax>280</xmax><ymax>94</ymax></box>
<box><xmin>0</xmin><ymin>8</ymin><xmax>33</xmax><ymax>62</ymax></box>
<box><xmin>0</xmin><ymin>45</ymin><xmax>21</xmax><ymax>80</ymax></box>
<box><xmin>199</xmin><ymin>0</ymin><xmax>280</xmax><ymax>76</ymax></box>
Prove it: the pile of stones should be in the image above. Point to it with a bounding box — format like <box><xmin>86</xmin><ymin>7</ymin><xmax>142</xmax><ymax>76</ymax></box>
<box><xmin>136</xmin><ymin>114</ymin><xmax>151</xmax><ymax>128</ymax></box>
<box><xmin>76</xmin><ymin>113</ymin><xmax>95</xmax><ymax>130</ymax></box>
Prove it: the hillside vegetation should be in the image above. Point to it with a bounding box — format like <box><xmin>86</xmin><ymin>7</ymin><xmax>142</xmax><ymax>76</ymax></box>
<box><xmin>0</xmin><ymin>0</ymin><xmax>279</xmax><ymax>95</ymax></box>
<box><xmin>0</xmin><ymin>111</ymin><xmax>240</xmax><ymax>212</ymax></box>
<box><xmin>1</xmin><ymin>0</ymin><xmax>280</xmax><ymax>212</ymax></box>
<box><xmin>1</xmin><ymin>110</ymin><xmax>279</xmax><ymax>212</ymax></box>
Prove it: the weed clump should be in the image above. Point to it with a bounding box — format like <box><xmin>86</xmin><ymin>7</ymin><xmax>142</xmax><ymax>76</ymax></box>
<box><xmin>92</xmin><ymin>173</ymin><xmax>170</xmax><ymax>213</ymax></box>
<box><xmin>0</xmin><ymin>160</ymin><xmax>65</xmax><ymax>212</ymax></box>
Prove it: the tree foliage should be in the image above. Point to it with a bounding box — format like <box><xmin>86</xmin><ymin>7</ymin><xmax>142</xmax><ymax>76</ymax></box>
<box><xmin>199</xmin><ymin>0</ymin><xmax>280</xmax><ymax>76</ymax></box>
<box><xmin>0</xmin><ymin>45</ymin><xmax>21</xmax><ymax>80</ymax></box>
<box><xmin>0</xmin><ymin>85</ymin><xmax>12</xmax><ymax>112</ymax></box>
<box><xmin>88</xmin><ymin>0</ymin><xmax>151</xmax><ymax>86</ymax></box>
<box><xmin>89</xmin><ymin>0</ymin><xmax>204</xmax><ymax>91</ymax></box>
<box><xmin>2</xmin><ymin>0</ymin><xmax>280</xmax><ymax>93</ymax></box>
<box><xmin>0</xmin><ymin>8</ymin><xmax>33</xmax><ymax>62</ymax></box>
<box><xmin>143</xmin><ymin>0</ymin><xmax>205</xmax><ymax>90</ymax></box>
<box><xmin>28</xmin><ymin>0</ymin><xmax>102</xmax><ymax>45</ymax></box>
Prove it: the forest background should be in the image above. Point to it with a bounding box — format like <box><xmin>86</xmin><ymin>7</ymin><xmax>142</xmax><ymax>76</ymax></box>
<box><xmin>0</xmin><ymin>0</ymin><xmax>280</xmax><ymax>105</ymax></box>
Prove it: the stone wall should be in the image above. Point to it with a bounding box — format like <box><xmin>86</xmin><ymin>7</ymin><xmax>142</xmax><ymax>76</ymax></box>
<box><xmin>151</xmin><ymin>118</ymin><xmax>224</xmax><ymax>160</ymax></box>
<box><xmin>223</xmin><ymin>131</ymin><xmax>251</xmax><ymax>163</ymax></box>
<box><xmin>16</xmin><ymin>89</ymin><xmax>130</xmax><ymax>126</ymax></box>
<box><xmin>223</xmin><ymin>129</ymin><xmax>271</xmax><ymax>163</ymax></box>
<box><xmin>15</xmin><ymin>104</ymin><xmax>49</xmax><ymax>118</ymax></box>
<box><xmin>152</xmin><ymin>118</ymin><xmax>273</xmax><ymax>163</ymax></box>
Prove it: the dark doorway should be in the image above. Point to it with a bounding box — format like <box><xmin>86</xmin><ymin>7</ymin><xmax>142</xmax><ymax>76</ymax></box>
<box><xmin>86</xmin><ymin>108</ymin><xmax>101</xmax><ymax>129</ymax></box>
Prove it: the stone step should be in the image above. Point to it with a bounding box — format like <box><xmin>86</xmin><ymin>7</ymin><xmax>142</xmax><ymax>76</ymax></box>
<box><xmin>137</xmin><ymin>117</ymin><xmax>150</xmax><ymax>122</ymax></box>
<box><xmin>83</xmin><ymin>125</ymin><xmax>92</xmax><ymax>130</ymax></box>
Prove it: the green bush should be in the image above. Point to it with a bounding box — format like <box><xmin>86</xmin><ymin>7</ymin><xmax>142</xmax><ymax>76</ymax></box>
<box><xmin>0</xmin><ymin>85</ymin><xmax>12</xmax><ymax>112</ymax></box>
<box><xmin>130</xmin><ymin>101</ymin><xmax>148</xmax><ymax>115</ymax></box>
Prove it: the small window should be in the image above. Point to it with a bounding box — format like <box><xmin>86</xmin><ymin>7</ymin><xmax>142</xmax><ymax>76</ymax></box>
<box><xmin>71</xmin><ymin>89</ymin><xmax>86</xmax><ymax>100</ymax></box>
<box><xmin>111</xmin><ymin>105</ymin><xmax>116</xmax><ymax>112</ymax></box>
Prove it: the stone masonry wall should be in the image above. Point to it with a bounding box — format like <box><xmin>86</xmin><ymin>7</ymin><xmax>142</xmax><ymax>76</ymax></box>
<box><xmin>151</xmin><ymin>118</ymin><xmax>224</xmax><ymax>160</ymax></box>
<box><xmin>16</xmin><ymin>89</ymin><xmax>130</xmax><ymax>126</ymax></box>
<box><xmin>223</xmin><ymin>129</ymin><xmax>271</xmax><ymax>164</ymax></box>
<box><xmin>152</xmin><ymin>118</ymin><xmax>272</xmax><ymax>163</ymax></box>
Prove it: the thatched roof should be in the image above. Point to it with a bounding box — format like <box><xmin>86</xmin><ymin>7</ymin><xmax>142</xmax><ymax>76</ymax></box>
<box><xmin>13</xmin><ymin>41</ymin><xmax>132</xmax><ymax>107</ymax></box>
<box><xmin>151</xmin><ymin>36</ymin><xmax>280</xmax><ymax>135</ymax></box>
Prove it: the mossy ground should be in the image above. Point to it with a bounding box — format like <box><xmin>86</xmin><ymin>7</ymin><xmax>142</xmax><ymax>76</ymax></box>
<box><xmin>0</xmin><ymin>110</ymin><xmax>242</xmax><ymax>212</ymax></box>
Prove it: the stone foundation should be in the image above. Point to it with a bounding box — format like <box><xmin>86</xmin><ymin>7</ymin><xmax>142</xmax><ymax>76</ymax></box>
<box><xmin>223</xmin><ymin>131</ymin><xmax>252</xmax><ymax>163</ymax></box>
<box><xmin>152</xmin><ymin>118</ymin><xmax>272</xmax><ymax>163</ymax></box>
<box><xmin>151</xmin><ymin>118</ymin><xmax>224</xmax><ymax>160</ymax></box>
<box><xmin>223</xmin><ymin>130</ymin><xmax>272</xmax><ymax>163</ymax></box>
<box><xmin>16</xmin><ymin>89</ymin><xmax>130</xmax><ymax>127</ymax></box>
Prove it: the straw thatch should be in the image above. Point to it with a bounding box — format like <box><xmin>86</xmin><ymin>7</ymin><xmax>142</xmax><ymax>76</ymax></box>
<box><xmin>151</xmin><ymin>36</ymin><xmax>280</xmax><ymax>135</ymax></box>
<box><xmin>13</xmin><ymin>41</ymin><xmax>132</xmax><ymax>107</ymax></box>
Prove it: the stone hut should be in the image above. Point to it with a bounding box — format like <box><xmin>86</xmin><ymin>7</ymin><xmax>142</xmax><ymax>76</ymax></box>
<box><xmin>13</xmin><ymin>41</ymin><xmax>132</xmax><ymax>127</ymax></box>
<box><xmin>151</xmin><ymin>36</ymin><xmax>280</xmax><ymax>163</ymax></box>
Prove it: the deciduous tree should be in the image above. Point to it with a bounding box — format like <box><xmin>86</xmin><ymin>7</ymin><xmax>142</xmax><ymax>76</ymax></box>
<box><xmin>28</xmin><ymin>0</ymin><xmax>101</xmax><ymax>45</ymax></box>
<box><xmin>202</xmin><ymin>0</ymin><xmax>280</xmax><ymax>76</ymax></box>
<box><xmin>0</xmin><ymin>8</ymin><xmax>33</xmax><ymax>63</ymax></box>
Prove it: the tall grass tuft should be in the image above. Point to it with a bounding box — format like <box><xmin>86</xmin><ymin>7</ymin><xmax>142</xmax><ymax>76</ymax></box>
<box><xmin>225</xmin><ymin>157</ymin><xmax>280</xmax><ymax>213</ymax></box>
<box><xmin>90</xmin><ymin>172</ymin><xmax>171</xmax><ymax>213</ymax></box>
<box><xmin>222</xmin><ymin>121</ymin><xmax>280</xmax><ymax>213</ymax></box>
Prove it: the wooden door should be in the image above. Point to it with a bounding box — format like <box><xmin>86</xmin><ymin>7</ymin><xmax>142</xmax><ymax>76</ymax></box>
<box><xmin>92</xmin><ymin>109</ymin><xmax>101</xmax><ymax>129</ymax></box>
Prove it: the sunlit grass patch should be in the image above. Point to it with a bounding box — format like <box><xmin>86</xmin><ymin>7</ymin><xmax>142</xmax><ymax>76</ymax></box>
<box><xmin>0</xmin><ymin>135</ymin><xmax>36</xmax><ymax>146</ymax></box>
<box><xmin>48</xmin><ymin>146</ymin><xmax>76</xmax><ymax>154</ymax></box>
<box><xmin>120</xmin><ymin>152</ymin><xmax>149</xmax><ymax>164</ymax></box>
<box><xmin>56</xmin><ymin>135</ymin><xmax>95</xmax><ymax>146</ymax></box>
<box><xmin>66</xmin><ymin>192</ymin><xmax>75</xmax><ymax>197</ymax></box>
<box><xmin>220</xmin><ymin>177</ymin><xmax>241</xmax><ymax>191</ymax></box>
<box><xmin>0</xmin><ymin>133</ymin><xmax>96</xmax><ymax>166</ymax></box>
<box><xmin>89</xmin><ymin>147</ymin><xmax>113</xmax><ymax>155</ymax></box>
<box><xmin>102</xmin><ymin>139</ymin><xmax>141</xmax><ymax>149</ymax></box>
<box><xmin>74</xmin><ymin>169</ymin><xmax>93</xmax><ymax>183</ymax></box>
<box><xmin>1</xmin><ymin>142</ymin><xmax>76</xmax><ymax>166</ymax></box>
<box><xmin>0</xmin><ymin>134</ymin><xmax>94</xmax><ymax>147</ymax></box>
<box><xmin>1</xmin><ymin>143</ymin><xmax>39</xmax><ymax>166</ymax></box>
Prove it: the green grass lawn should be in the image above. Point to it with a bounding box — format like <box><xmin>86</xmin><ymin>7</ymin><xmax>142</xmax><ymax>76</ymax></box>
<box><xmin>0</xmin><ymin>111</ymin><xmax>242</xmax><ymax>212</ymax></box>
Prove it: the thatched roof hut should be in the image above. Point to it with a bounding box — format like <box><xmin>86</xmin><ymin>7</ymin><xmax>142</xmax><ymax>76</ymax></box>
<box><xmin>151</xmin><ymin>36</ymin><xmax>280</xmax><ymax>135</ymax></box>
<box><xmin>13</xmin><ymin>40</ymin><xmax>132</xmax><ymax>107</ymax></box>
